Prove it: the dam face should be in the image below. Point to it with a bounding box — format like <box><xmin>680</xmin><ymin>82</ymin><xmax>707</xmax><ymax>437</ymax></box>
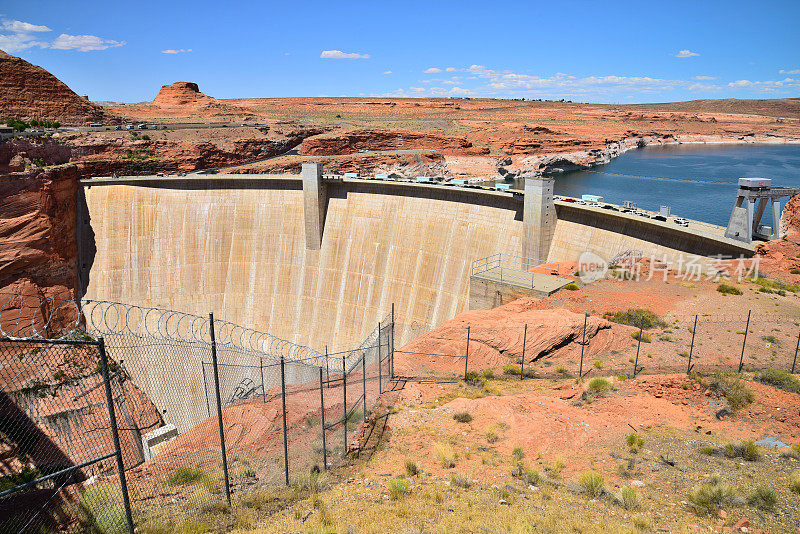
<box><xmin>80</xmin><ymin>178</ymin><xmax>525</xmax><ymax>351</ymax></box>
<box><xmin>80</xmin><ymin>174</ymin><xmax>754</xmax><ymax>352</ymax></box>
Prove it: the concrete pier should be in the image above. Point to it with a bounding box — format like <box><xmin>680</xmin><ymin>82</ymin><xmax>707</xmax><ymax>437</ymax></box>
<box><xmin>522</xmin><ymin>177</ymin><xmax>556</xmax><ymax>261</ymax></box>
<box><xmin>302</xmin><ymin>163</ymin><xmax>326</xmax><ymax>249</ymax></box>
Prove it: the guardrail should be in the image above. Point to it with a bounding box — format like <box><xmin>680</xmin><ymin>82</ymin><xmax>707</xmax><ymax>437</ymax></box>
<box><xmin>470</xmin><ymin>253</ymin><xmax>561</xmax><ymax>289</ymax></box>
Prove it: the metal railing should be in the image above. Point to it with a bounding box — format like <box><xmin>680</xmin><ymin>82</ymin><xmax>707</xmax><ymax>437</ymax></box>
<box><xmin>470</xmin><ymin>253</ymin><xmax>561</xmax><ymax>288</ymax></box>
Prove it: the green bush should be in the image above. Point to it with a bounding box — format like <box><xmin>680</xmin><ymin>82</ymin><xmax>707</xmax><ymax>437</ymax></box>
<box><xmin>579</xmin><ymin>471</ymin><xmax>605</xmax><ymax>497</ymax></box>
<box><xmin>687</xmin><ymin>476</ymin><xmax>737</xmax><ymax>515</ymax></box>
<box><xmin>512</xmin><ymin>446</ymin><xmax>525</xmax><ymax>461</ymax></box>
<box><xmin>716</xmin><ymin>283</ymin><xmax>742</xmax><ymax>295</ymax></box>
<box><xmin>167</xmin><ymin>466</ymin><xmax>212</xmax><ymax>487</ymax></box>
<box><xmin>604</xmin><ymin>309</ymin><xmax>666</xmax><ymax>329</ymax></box>
<box><xmin>503</xmin><ymin>364</ymin><xmax>521</xmax><ymax>375</ymax></box>
<box><xmin>750</xmin><ymin>275</ymin><xmax>800</xmax><ymax>293</ymax></box>
<box><xmin>748</xmin><ymin>485</ymin><xmax>777</xmax><ymax>510</ymax></box>
<box><xmin>435</xmin><ymin>442</ymin><xmax>456</xmax><ymax>468</ymax></box>
<box><xmin>453</xmin><ymin>411</ymin><xmax>473</xmax><ymax>423</ymax></box>
<box><xmin>723</xmin><ymin>440</ymin><xmax>760</xmax><ymax>461</ymax></box>
<box><xmin>790</xmin><ymin>469</ymin><xmax>800</xmax><ymax>493</ymax></box>
<box><xmin>587</xmin><ymin>377</ymin><xmax>612</xmax><ymax>396</ymax></box>
<box><xmin>450</xmin><ymin>472</ymin><xmax>471</xmax><ymax>488</ymax></box>
<box><xmin>626</xmin><ymin>433</ymin><xmax>644</xmax><ymax>453</ymax></box>
<box><xmin>755</xmin><ymin>368</ymin><xmax>800</xmax><ymax>394</ymax></box>
<box><xmin>404</xmin><ymin>460</ymin><xmax>419</xmax><ymax>476</ymax></box>
<box><xmin>79</xmin><ymin>484</ymin><xmax>126</xmax><ymax>534</ymax></box>
<box><xmin>563</xmin><ymin>283</ymin><xmax>580</xmax><ymax>291</ymax></box>
<box><xmin>708</xmin><ymin>373</ymin><xmax>754</xmax><ymax>410</ymax></box>
<box><xmin>388</xmin><ymin>477</ymin><xmax>409</xmax><ymax>499</ymax></box>
<box><xmin>619</xmin><ymin>486</ymin><xmax>640</xmax><ymax>509</ymax></box>
<box><xmin>631</xmin><ymin>330</ymin><xmax>651</xmax><ymax>343</ymax></box>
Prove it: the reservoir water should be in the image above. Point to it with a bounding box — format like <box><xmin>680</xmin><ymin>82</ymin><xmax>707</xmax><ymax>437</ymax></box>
<box><xmin>537</xmin><ymin>144</ymin><xmax>800</xmax><ymax>227</ymax></box>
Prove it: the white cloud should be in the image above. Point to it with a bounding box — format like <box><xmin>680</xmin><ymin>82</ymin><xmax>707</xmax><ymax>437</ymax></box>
<box><xmin>1</xmin><ymin>19</ymin><xmax>51</xmax><ymax>32</ymax></box>
<box><xmin>674</xmin><ymin>49</ymin><xmax>700</xmax><ymax>58</ymax></box>
<box><xmin>383</xmin><ymin>70</ymin><xmax>392</xmax><ymax>74</ymax></box>
<box><xmin>51</xmin><ymin>33</ymin><xmax>125</xmax><ymax>51</ymax></box>
<box><xmin>0</xmin><ymin>32</ymin><xmax>49</xmax><ymax>52</ymax></box>
<box><xmin>445</xmin><ymin>67</ymin><xmax>456</xmax><ymax>72</ymax></box>
<box><xmin>694</xmin><ymin>75</ymin><xmax>717</xmax><ymax>80</ymax></box>
<box><xmin>320</xmin><ymin>49</ymin><xmax>370</xmax><ymax>59</ymax></box>
<box><xmin>424</xmin><ymin>67</ymin><xmax>442</xmax><ymax>73</ymax></box>
<box><xmin>162</xmin><ymin>48</ymin><xmax>192</xmax><ymax>54</ymax></box>
<box><xmin>780</xmin><ymin>68</ymin><xmax>800</xmax><ymax>75</ymax></box>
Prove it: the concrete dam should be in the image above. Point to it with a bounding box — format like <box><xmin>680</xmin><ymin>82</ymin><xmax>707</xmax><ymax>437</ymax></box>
<box><xmin>78</xmin><ymin>166</ymin><xmax>754</xmax><ymax>353</ymax></box>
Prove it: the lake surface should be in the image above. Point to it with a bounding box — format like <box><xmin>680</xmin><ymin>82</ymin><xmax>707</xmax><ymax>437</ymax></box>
<box><xmin>524</xmin><ymin>144</ymin><xmax>800</xmax><ymax>226</ymax></box>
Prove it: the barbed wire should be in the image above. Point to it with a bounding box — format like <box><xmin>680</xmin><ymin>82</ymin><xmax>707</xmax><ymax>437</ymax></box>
<box><xmin>0</xmin><ymin>293</ymin><xmax>324</xmax><ymax>364</ymax></box>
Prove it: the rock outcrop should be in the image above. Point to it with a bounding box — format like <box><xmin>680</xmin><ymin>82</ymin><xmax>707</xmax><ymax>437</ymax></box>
<box><xmin>151</xmin><ymin>81</ymin><xmax>216</xmax><ymax>109</ymax></box>
<box><xmin>301</xmin><ymin>128</ymin><xmax>489</xmax><ymax>156</ymax></box>
<box><xmin>754</xmin><ymin>193</ymin><xmax>800</xmax><ymax>280</ymax></box>
<box><xmin>0</xmin><ymin>165</ymin><xmax>81</xmax><ymax>311</ymax></box>
<box><xmin>0</xmin><ymin>49</ymin><xmax>105</xmax><ymax>125</ymax></box>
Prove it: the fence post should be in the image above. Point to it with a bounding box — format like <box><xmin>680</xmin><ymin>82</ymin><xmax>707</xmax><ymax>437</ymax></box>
<box><xmin>202</xmin><ymin>364</ymin><xmax>210</xmax><ymax>417</ymax></box>
<box><xmin>280</xmin><ymin>356</ymin><xmax>289</xmax><ymax>486</ymax></box>
<box><xmin>391</xmin><ymin>303</ymin><xmax>395</xmax><ymax>380</ymax></box>
<box><xmin>362</xmin><ymin>351</ymin><xmax>367</xmax><ymax>423</ymax></box>
<box><xmin>98</xmin><ymin>338</ymin><xmax>135</xmax><ymax>534</ymax></box>
<box><xmin>319</xmin><ymin>367</ymin><xmax>327</xmax><ymax>470</ymax></box>
<box><xmin>325</xmin><ymin>345</ymin><xmax>330</xmax><ymax>384</ymax></box>
<box><xmin>260</xmin><ymin>357</ymin><xmax>265</xmax><ymax>403</ymax></box>
<box><xmin>579</xmin><ymin>314</ymin><xmax>587</xmax><ymax>378</ymax></box>
<box><xmin>209</xmin><ymin>313</ymin><xmax>232</xmax><ymax>506</ymax></box>
<box><xmin>343</xmin><ymin>355</ymin><xmax>347</xmax><ymax>457</ymax></box>
<box><xmin>633</xmin><ymin>318</ymin><xmax>644</xmax><ymax>377</ymax></box>
<box><xmin>520</xmin><ymin>324</ymin><xmax>527</xmax><ymax>380</ymax></box>
<box><xmin>464</xmin><ymin>326</ymin><xmax>471</xmax><ymax>380</ymax></box>
<box><xmin>377</xmin><ymin>321</ymin><xmax>382</xmax><ymax>395</ymax></box>
<box><xmin>739</xmin><ymin>310</ymin><xmax>751</xmax><ymax>373</ymax></box>
<box><xmin>793</xmin><ymin>328</ymin><xmax>800</xmax><ymax>374</ymax></box>
<box><xmin>687</xmin><ymin>315</ymin><xmax>698</xmax><ymax>374</ymax></box>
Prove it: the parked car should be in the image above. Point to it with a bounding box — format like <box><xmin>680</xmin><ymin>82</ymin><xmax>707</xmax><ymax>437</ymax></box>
<box><xmin>652</xmin><ymin>215</ymin><xmax>667</xmax><ymax>221</ymax></box>
<box><xmin>602</xmin><ymin>204</ymin><xmax>618</xmax><ymax>211</ymax></box>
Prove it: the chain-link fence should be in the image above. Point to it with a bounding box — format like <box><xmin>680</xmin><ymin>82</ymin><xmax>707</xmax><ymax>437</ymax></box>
<box><xmin>0</xmin><ymin>337</ymin><xmax>134</xmax><ymax>534</ymax></box>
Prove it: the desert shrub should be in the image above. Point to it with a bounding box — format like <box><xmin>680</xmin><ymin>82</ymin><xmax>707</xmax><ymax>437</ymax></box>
<box><xmin>435</xmin><ymin>442</ymin><xmax>456</xmax><ymax>468</ymax></box>
<box><xmin>503</xmin><ymin>364</ymin><xmax>521</xmax><ymax>376</ymax></box>
<box><xmin>404</xmin><ymin>460</ymin><xmax>419</xmax><ymax>476</ymax></box>
<box><xmin>723</xmin><ymin>440</ymin><xmax>760</xmax><ymax>461</ymax></box>
<box><xmin>750</xmin><ymin>275</ymin><xmax>800</xmax><ymax>293</ymax></box>
<box><xmin>579</xmin><ymin>471</ymin><xmax>605</xmax><ymax>497</ymax></box>
<box><xmin>699</xmin><ymin>446</ymin><xmax>716</xmax><ymax>455</ymax></box>
<box><xmin>618</xmin><ymin>486</ymin><xmax>640</xmax><ymax>509</ymax></box>
<box><xmin>512</xmin><ymin>446</ymin><xmax>525</xmax><ymax>461</ymax></box>
<box><xmin>485</xmin><ymin>430</ymin><xmax>499</xmax><ymax>443</ymax></box>
<box><xmin>453</xmin><ymin>411</ymin><xmax>473</xmax><ymax>423</ymax></box>
<box><xmin>604</xmin><ymin>309</ymin><xmax>666</xmax><ymax>329</ymax></box>
<box><xmin>631</xmin><ymin>330</ymin><xmax>651</xmax><ymax>343</ymax></box>
<box><xmin>593</xmin><ymin>361</ymin><xmax>603</xmax><ymax>369</ymax></box>
<box><xmin>552</xmin><ymin>456</ymin><xmax>566</xmax><ymax>475</ymax></box>
<box><xmin>708</xmin><ymin>373</ymin><xmax>754</xmax><ymax>410</ymax></box>
<box><xmin>632</xmin><ymin>516</ymin><xmax>652</xmax><ymax>531</ymax></box>
<box><xmin>388</xmin><ymin>478</ymin><xmax>409</xmax><ymax>500</ymax></box>
<box><xmin>167</xmin><ymin>466</ymin><xmax>212</xmax><ymax>487</ymax></box>
<box><xmin>716</xmin><ymin>283</ymin><xmax>742</xmax><ymax>295</ymax></box>
<box><xmin>555</xmin><ymin>365</ymin><xmax>569</xmax><ymax>375</ymax></box>
<box><xmin>626</xmin><ymin>433</ymin><xmax>644</xmax><ymax>453</ymax></box>
<box><xmin>587</xmin><ymin>377</ymin><xmax>612</xmax><ymax>396</ymax></box>
<box><xmin>450</xmin><ymin>472</ymin><xmax>471</xmax><ymax>488</ymax></box>
<box><xmin>463</xmin><ymin>371</ymin><xmax>486</xmax><ymax>387</ymax></box>
<box><xmin>482</xmin><ymin>369</ymin><xmax>495</xmax><ymax>379</ymax></box>
<box><xmin>513</xmin><ymin>464</ymin><xmax>540</xmax><ymax>486</ymax></box>
<box><xmin>755</xmin><ymin>368</ymin><xmax>800</xmax><ymax>394</ymax></box>
<box><xmin>563</xmin><ymin>283</ymin><xmax>580</xmax><ymax>291</ymax></box>
<box><xmin>748</xmin><ymin>485</ymin><xmax>777</xmax><ymax>510</ymax></box>
<box><xmin>78</xmin><ymin>484</ymin><xmax>126</xmax><ymax>534</ymax></box>
<box><xmin>790</xmin><ymin>470</ymin><xmax>800</xmax><ymax>493</ymax></box>
<box><xmin>687</xmin><ymin>476</ymin><xmax>738</xmax><ymax>515</ymax></box>
<box><xmin>791</xmin><ymin>268</ymin><xmax>800</xmax><ymax>274</ymax></box>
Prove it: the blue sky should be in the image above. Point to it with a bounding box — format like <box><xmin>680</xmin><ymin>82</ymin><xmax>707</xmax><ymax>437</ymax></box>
<box><xmin>2</xmin><ymin>0</ymin><xmax>799</xmax><ymax>104</ymax></box>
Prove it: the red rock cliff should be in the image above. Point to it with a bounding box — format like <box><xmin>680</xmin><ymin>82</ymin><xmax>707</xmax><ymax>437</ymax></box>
<box><xmin>0</xmin><ymin>49</ymin><xmax>104</xmax><ymax>125</ymax></box>
<box><xmin>0</xmin><ymin>166</ymin><xmax>81</xmax><ymax>330</ymax></box>
<box><xmin>301</xmin><ymin>128</ymin><xmax>489</xmax><ymax>156</ymax></box>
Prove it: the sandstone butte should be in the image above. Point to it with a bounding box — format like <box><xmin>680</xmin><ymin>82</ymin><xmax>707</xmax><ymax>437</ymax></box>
<box><xmin>0</xmin><ymin>48</ymin><xmax>105</xmax><ymax>125</ymax></box>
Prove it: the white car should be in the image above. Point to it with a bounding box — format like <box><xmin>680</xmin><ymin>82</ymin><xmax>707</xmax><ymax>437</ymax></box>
<box><xmin>674</xmin><ymin>217</ymin><xmax>689</xmax><ymax>227</ymax></box>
